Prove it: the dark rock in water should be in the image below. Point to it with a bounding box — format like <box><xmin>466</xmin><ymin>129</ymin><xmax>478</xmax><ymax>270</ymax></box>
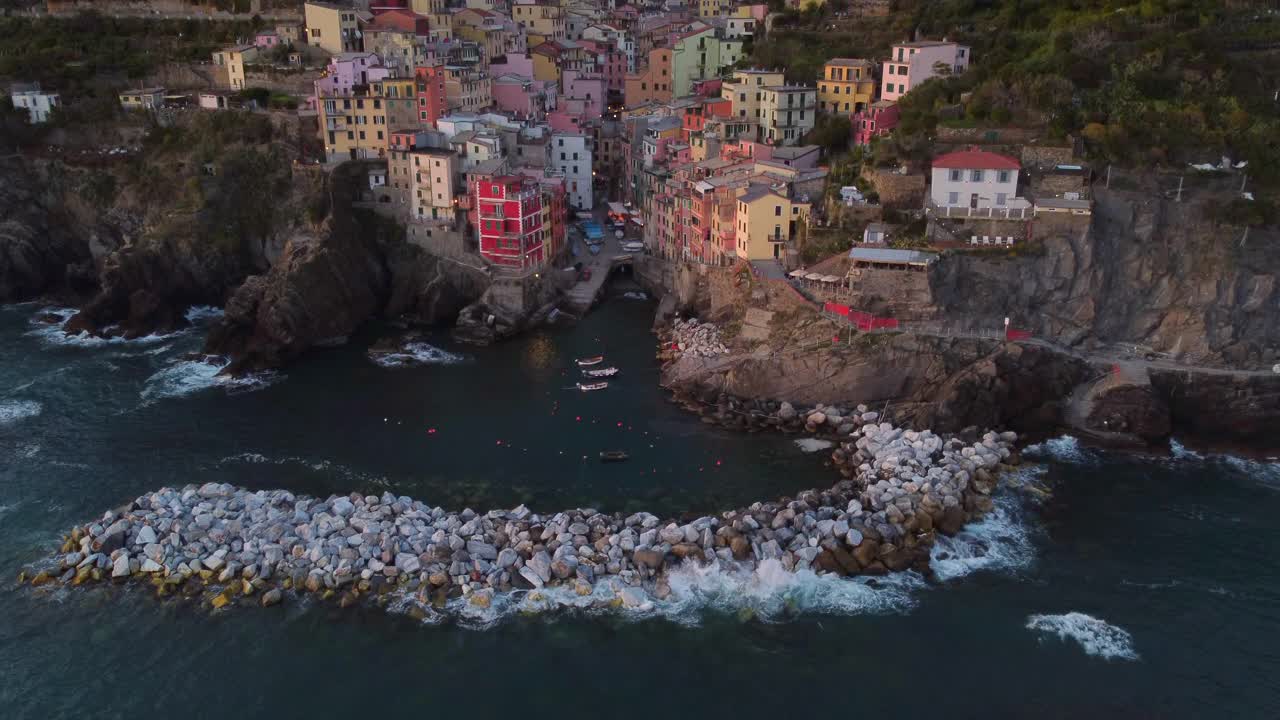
<box><xmin>937</xmin><ymin>507</ymin><xmax>968</xmax><ymax>537</ymax></box>
<box><xmin>814</xmin><ymin>550</ymin><xmax>845</xmax><ymax>576</ymax></box>
<box><xmin>852</xmin><ymin>539</ymin><xmax>879</xmax><ymax>568</ymax></box>
<box><xmin>829</xmin><ymin>547</ymin><xmax>861</xmax><ymax>575</ymax></box>
<box><xmin>632</xmin><ymin>548</ymin><xmax>664</xmax><ymax>570</ymax></box>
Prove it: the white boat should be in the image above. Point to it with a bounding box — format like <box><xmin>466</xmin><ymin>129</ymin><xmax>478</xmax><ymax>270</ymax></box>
<box><xmin>577</xmin><ymin>381</ymin><xmax>609</xmax><ymax>391</ymax></box>
<box><xmin>576</xmin><ymin>355</ymin><xmax>604</xmax><ymax>366</ymax></box>
<box><xmin>583</xmin><ymin>367</ymin><xmax>618</xmax><ymax>378</ymax></box>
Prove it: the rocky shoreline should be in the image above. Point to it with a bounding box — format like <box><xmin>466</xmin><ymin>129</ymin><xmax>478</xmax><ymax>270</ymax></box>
<box><xmin>21</xmin><ymin>420</ymin><xmax>1020</xmax><ymax>619</ymax></box>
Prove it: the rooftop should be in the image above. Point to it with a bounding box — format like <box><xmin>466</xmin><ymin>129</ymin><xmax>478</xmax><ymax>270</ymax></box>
<box><xmin>825</xmin><ymin>58</ymin><xmax>874</xmax><ymax>68</ymax></box>
<box><xmin>932</xmin><ymin>149</ymin><xmax>1020</xmax><ymax>171</ymax></box>
<box><xmin>895</xmin><ymin>40</ymin><xmax>966</xmax><ymax>49</ymax></box>
<box><xmin>848</xmin><ymin>247</ymin><xmax>937</xmax><ymax>265</ymax></box>
<box><xmin>739</xmin><ymin>184</ymin><xmax>785</xmax><ymax>203</ymax></box>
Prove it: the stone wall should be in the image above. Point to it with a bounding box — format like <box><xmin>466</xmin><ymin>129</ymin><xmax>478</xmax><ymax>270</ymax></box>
<box><xmin>867</xmin><ymin>169</ymin><xmax>926</xmax><ymax>210</ymax></box>
<box><xmin>936</xmin><ymin>126</ymin><xmax>1042</xmax><ymax>145</ymax></box>
<box><xmin>1020</xmin><ymin>144</ymin><xmax>1076</xmax><ymax>169</ymax></box>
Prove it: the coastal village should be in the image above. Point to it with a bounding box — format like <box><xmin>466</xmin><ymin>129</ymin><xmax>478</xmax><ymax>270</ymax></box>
<box><xmin>4</xmin><ymin>0</ymin><xmax>1279</xmax><ymax>621</ymax></box>
<box><xmin>9</xmin><ymin>0</ymin><xmax>1106</xmax><ymax>327</ymax></box>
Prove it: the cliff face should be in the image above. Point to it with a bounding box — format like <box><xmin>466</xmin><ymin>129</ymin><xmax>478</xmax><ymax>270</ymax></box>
<box><xmin>931</xmin><ymin>189</ymin><xmax>1280</xmax><ymax>368</ymax></box>
<box><xmin>202</xmin><ymin>163</ymin><xmax>486</xmax><ymax>372</ymax></box>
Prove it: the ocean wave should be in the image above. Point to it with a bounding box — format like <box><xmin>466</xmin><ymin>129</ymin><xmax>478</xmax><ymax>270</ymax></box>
<box><xmin>1022</xmin><ymin>435</ymin><xmax>1097</xmax><ymax>465</ymax></box>
<box><xmin>1026</xmin><ymin>612</ymin><xmax>1140</xmax><ymax>661</ymax></box>
<box><xmin>794</xmin><ymin>438</ymin><xmax>834</xmax><ymax>453</ymax></box>
<box><xmin>621</xmin><ymin>291</ymin><xmax>649</xmax><ymax>301</ymax></box>
<box><xmin>140</xmin><ymin>357</ymin><xmax>281</xmax><ymax>402</ymax></box>
<box><xmin>1166</xmin><ymin>440</ymin><xmax>1280</xmax><ymax>489</ymax></box>
<box><xmin>408</xmin><ymin>558</ymin><xmax>924</xmax><ymax>630</ymax></box>
<box><xmin>369</xmin><ymin>342</ymin><xmax>466</xmax><ymax>368</ymax></box>
<box><xmin>184</xmin><ymin>305</ymin><xmax>225</xmax><ymax>324</ymax></box>
<box><xmin>26</xmin><ymin>307</ymin><xmax>174</xmax><ymax>348</ymax></box>
<box><xmin>0</xmin><ymin>400</ymin><xmax>42</xmax><ymax>426</ymax></box>
<box><xmin>930</xmin><ymin>495</ymin><xmax>1035</xmax><ymax>582</ymax></box>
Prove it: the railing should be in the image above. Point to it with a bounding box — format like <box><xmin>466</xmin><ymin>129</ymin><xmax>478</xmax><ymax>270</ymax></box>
<box><xmin>925</xmin><ymin>201</ymin><xmax>1031</xmax><ymax>220</ymax></box>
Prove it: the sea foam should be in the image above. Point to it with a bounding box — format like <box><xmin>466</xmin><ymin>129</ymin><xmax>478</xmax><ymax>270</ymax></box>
<box><xmin>1022</xmin><ymin>435</ymin><xmax>1096</xmax><ymax>465</ymax></box>
<box><xmin>369</xmin><ymin>342</ymin><xmax>466</xmax><ymax>368</ymax></box>
<box><xmin>0</xmin><ymin>400</ymin><xmax>43</xmax><ymax>426</ymax></box>
<box><xmin>1026</xmin><ymin>612</ymin><xmax>1140</xmax><ymax>661</ymax></box>
<box><xmin>140</xmin><ymin>358</ymin><xmax>280</xmax><ymax>402</ymax></box>
<box><xmin>793</xmin><ymin>438</ymin><xmax>834</xmax><ymax>453</ymax></box>
<box><xmin>930</xmin><ymin>495</ymin><xmax>1035</xmax><ymax>581</ymax></box>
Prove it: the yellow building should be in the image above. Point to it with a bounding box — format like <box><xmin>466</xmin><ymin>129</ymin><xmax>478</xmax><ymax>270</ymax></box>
<box><xmin>304</xmin><ymin>2</ymin><xmax>362</xmax><ymax>55</ymax></box>
<box><xmin>818</xmin><ymin>58</ymin><xmax>876</xmax><ymax>116</ymax></box>
<box><xmin>318</xmin><ymin>92</ymin><xmax>390</xmax><ymax>163</ymax></box>
<box><xmin>211</xmin><ymin>45</ymin><xmax>258</xmax><ymax>91</ymax></box>
<box><xmin>733</xmin><ymin>183</ymin><xmax>809</xmax><ymax>261</ymax></box>
<box><xmin>721</xmin><ymin>68</ymin><xmax>785</xmax><ymax>122</ymax></box>
<box><xmin>697</xmin><ymin>0</ymin><xmax>733</xmax><ymax>17</ymax></box>
<box><xmin>512</xmin><ymin>1</ymin><xmax>565</xmax><ymax>42</ymax></box>
<box><xmin>444</xmin><ymin>66</ymin><xmax>492</xmax><ymax>112</ymax></box>
<box><xmin>372</xmin><ymin>78</ymin><xmax>418</xmax><ymax>129</ymax></box>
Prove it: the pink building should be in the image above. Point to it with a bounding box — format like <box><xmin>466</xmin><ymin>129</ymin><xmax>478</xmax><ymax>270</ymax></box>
<box><xmin>853</xmin><ymin>100</ymin><xmax>900</xmax><ymax>146</ymax></box>
<box><xmin>560</xmin><ymin>71</ymin><xmax>605</xmax><ymax>118</ymax></box>
<box><xmin>548</xmin><ymin>97</ymin><xmax>593</xmax><ymax>132</ymax></box>
<box><xmin>314</xmin><ymin>52</ymin><xmax>391</xmax><ymax>98</ymax></box>
<box><xmin>493</xmin><ymin>75</ymin><xmax>555</xmax><ymax>119</ymax></box>
<box><xmin>489</xmin><ymin>53</ymin><xmax>535</xmax><ymax>81</ymax></box>
<box><xmin>254</xmin><ymin>31</ymin><xmax>281</xmax><ymax>48</ymax></box>
<box><xmin>880</xmin><ymin>40</ymin><xmax>970</xmax><ymax>102</ymax></box>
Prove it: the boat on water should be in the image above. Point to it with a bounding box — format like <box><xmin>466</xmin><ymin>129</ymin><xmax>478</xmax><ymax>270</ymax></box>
<box><xmin>599</xmin><ymin>450</ymin><xmax>629</xmax><ymax>462</ymax></box>
<box><xmin>577</xmin><ymin>382</ymin><xmax>609</xmax><ymax>392</ymax></box>
<box><xmin>576</xmin><ymin>355</ymin><xmax>604</xmax><ymax>366</ymax></box>
<box><xmin>582</xmin><ymin>366</ymin><xmax>618</xmax><ymax>378</ymax></box>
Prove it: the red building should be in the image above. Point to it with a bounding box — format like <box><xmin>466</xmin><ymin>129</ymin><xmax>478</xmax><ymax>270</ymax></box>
<box><xmin>681</xmin><ymin>97</ymin><xmax>731</xmax><ymax>141</ymax></box>
<box><xmin>853</xmin><ymin>100</ymin><xmax>900</xmax><ymax>146</ymax></box>
<box><xmin>414</xmin><ymin>63</ymin><xmax>448</xmax><ymax>129</ymax></box>
<box><xmin>470</xmin><ymin>174</ymin><xmax>547</xmax><ymax>270</ymax></box>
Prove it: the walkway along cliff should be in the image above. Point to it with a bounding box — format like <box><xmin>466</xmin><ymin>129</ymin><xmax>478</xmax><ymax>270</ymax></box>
<box><xmin>635</xmin><ymin>187</ymin><xmax>1280</xmax><ymax>450</ymax></box>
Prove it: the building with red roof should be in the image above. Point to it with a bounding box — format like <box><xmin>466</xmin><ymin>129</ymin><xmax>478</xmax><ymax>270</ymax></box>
<box><xmin>929</xmin><ymin>148</ymin><xmax>1027</xmax><ymax>213</ymax></box>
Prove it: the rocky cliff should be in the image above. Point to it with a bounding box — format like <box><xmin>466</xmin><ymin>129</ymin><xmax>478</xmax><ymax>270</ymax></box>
<box><xmin>0</xmin><ymin>114</ymin><xmax>487</xmax><ymax>370</ymax></box>
<box><xmin>931</xmin><ymin>189</ymin><xmax>1280</xmax><ymax>369</ymax></box>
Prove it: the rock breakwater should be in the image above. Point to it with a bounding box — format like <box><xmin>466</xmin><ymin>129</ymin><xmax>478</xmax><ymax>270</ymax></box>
<box><xmin>663</xmin><ymin>318</ymin><xmax>728</xmax><ymax>359</ymax></box>
<box><xmin>24</xmin><ymin>424</ymin><xmax>1018</xmax><ymax>620</ymax></box>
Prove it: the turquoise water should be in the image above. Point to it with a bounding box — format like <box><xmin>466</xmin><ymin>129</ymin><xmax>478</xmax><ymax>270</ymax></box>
<box><xmin>2</xmin><ymin>292</ymin><xmax>1279</xmax><ymax>718</ymax></box>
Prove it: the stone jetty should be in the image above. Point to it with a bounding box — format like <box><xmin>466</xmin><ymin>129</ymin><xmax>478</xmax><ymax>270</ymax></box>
<box><xmin>24</xmin><ymin>422</ymin><xmax>1020</xmax><ymax>618</ymax></box>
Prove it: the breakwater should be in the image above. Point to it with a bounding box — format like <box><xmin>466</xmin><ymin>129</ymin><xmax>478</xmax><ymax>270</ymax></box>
<box><xmin>23</xmin><ymin>421</ymin><xmax>1019</xmax><ymax>618</ymax></box>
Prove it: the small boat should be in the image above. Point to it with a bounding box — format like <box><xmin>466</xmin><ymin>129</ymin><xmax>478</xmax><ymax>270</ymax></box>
<box><xmin>577</xmin><ymin>381</ymin><xmax>609</xmax><ymax>392</ymax></box>
<box><xmin>599</xmin><ymin>450</ymin><xmax>629</xmax><ymax>462</ymax></box>
<box><xmin>576</xmin><ymin>355</ymin><xmax>604</xmax><ymax>366</ymax></box>
<box><xmin>583</xmin><ymin>366</ymin><xmax>618</xmax><ymax>378</ymax></box>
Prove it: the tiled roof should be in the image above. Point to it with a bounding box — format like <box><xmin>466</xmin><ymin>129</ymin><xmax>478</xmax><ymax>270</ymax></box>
<box><xmin>932</xmin><ymin>149</ymin><xmax>1020</xmax><ymax>170</ymax></box>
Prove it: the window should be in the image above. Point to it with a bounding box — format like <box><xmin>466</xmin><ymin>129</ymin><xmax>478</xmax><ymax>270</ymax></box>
<box><xmin>997</xmin><ymin>170</ymin><xmax>1010</xmax><ymax>183</ymax></box>
<box><xmin>898</xmin><ymin>84</ymin><xmax>905</xmax><ymax>94</ymax></box>
<box><xmin>774</xmin><ymin>205</ymin><xmax>781</xmax><ymax>216</ymax></box>
<box><xmin>949</xmin><ymin>169</ymin><xmax>961</xmax><ymax>182</ymax></box>
<box><xmin>996</xmin><ymin>193</ymin><xmax>1007</xmax><ymax>206</ymax></box>
<box><xmin>971</xmin><ymin>170</ymin><xmax>984</xmax><ymax>181</ymax></box>
<box><xmin>948</xmin><ymin>192</ymin><xmax>959</xmax><ymax>204</ymax></box>
<box><xmin>347</xmin><ymin>131</ymin><xmax>354</xmax><ymax>140</ymax></box>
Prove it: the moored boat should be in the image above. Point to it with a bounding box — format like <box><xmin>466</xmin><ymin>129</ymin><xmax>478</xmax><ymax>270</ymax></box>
<box><xmin>576</xmin><ymin>355</ymin><xmax>604</xmax><ymax>366</ymax></box>
<box><xmin>582</xmin><ymin>367</ymin><xmax>618</xmax><ymax>378</ymax></box>
<box><xmin>599</xmin><ymin>450</ymin><xmax>629</xmax><ymax>462</ymax></box>
<box><xmin>576</xmin><ymin>382</ymin><xmax>608</xmax><ymax>391</ymax></box>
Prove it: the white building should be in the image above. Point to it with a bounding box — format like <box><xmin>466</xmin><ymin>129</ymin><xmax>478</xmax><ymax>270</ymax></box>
<box><xmin>929</xmin><ymin>149</ymin><xmax>1026</xmax><ymax>212</ymax></box>
<box><xmin>552</xmin><ymin>131</ymin><xmax>593</xmax><ymax>210</ymax></box>
<box><xmin>880</xmin><ymin>40</ymin><xmax>970</xmax><ymax>102</ymax></box>
<box><xmin>9</xmin><ymin>83</ymin><xmax>60</xmax><ymax>123</ymax></box>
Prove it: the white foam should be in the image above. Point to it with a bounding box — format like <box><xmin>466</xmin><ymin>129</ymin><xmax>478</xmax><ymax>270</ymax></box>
<box><xmin>184</xmin><ymin>305</ymin><xmax>225</xmax><ymax>324</ymax></box>
<box><xmin>794</xmin><ymin>438</ymin><xmax>834</xmax><ymax>453</ymax></box>
<box><xmin>930</xmin><ymin>495</ymin><xmax>1035</xmax><ymax>581</ymax></box>
<box><xmin>140</xmin><ymin>358</ymin><xmax>280</xmax><ymax>402</ymax></box>
<box><xmin>369</xmin><ymin>342</ymin><xmax>466</xmax><ymax>368</ymax></box>
<box><xmin>621</xmin><ymin>291</ymin><xmax>649</xmax><ymax>300</ymax></box>
<box><xmin>1022</xmin><ymin>435</ymin><xmax>1096</xmax><ymax>465</ymax></box>
<box><xmin>1026</xmin><ymin>612</ymin><xmax>1140</xmax><ymax>661</ymax></box>
<box><xmin>1164</xmin><ymin>440</ymin><xmax>1280</xmax><ymax>489</ymax></box>
<box><xmin>26</xmin><ymin>307</ymin><xmax>173</xmax><ymax>348</ymax></box>
<box><xmin>1168</xmin><ymin>439</ymin><xmax>1204</xmax><ymax>460</ymax></box>
<box><xmin>419</xmin><ymin>558</ymin><xmax>924</xmax><ymax>630</ymax></box>
<box><xmin>218</xmin><ymin>453</ymin><xmax>385</xmax><ymax>485</ymax></box>
<box><xmin>0</xmin><ymin>400</ymin><xmax>42</xmax><ymax>426</ymax></box>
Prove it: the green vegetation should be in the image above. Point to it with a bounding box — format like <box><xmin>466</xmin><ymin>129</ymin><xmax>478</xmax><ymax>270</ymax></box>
<box><xmin>0</xmin><ymin>12</ymin><xmax>259</xmax><ymax>92</ymax></box>
<box><xmin>752</xmin><ymin>0</ymin><xmax>1280</xmax><ymax>186</ymax></box>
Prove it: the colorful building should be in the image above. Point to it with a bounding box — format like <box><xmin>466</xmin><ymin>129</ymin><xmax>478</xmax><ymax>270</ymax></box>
<box><xmin>818</xmin><ymin>58</ymin><xmax>875</xmax><ymax>116</ymax></box>
<box><xmin>733</xmin><ymin>183</ymin><xmax>809</xmax><ymax>260</ymax></box>
<box><xmin>304</xmin><ymin>2</ymin><xmax>363</xmax><ymax>55</ymax></box>
<box><xmin>759</xmin><ymin>85</ymin><xmax>816</xmax><ymax>145</ymax></box>
<box><xmin>624</xmin><ymin>48</ymin><xmax>673</xmax><ymax>107</ymax></box>
<box><xmin>212</xmin><ymin>45</ymin><xmax>258</xmax><ymax>92</ymax></box>
<box><xmin>471</xmin><ymin>174</ymin><xmax>547</xmax><ymax>270</ymax></box>
<box><xmin>443</xmin><ymin>65</ymin><xmax>492</xmax><ymax>113</ymax></box>
<box><xmin>414</xmin><ymin>63</ymin><xmax>448</xmax><ymax>128</ymax></box>
<box><xmin>880</xmin><ymin>40</ymin><xmax>970</xmax><ymax>102</ymax></box>
<box><xmin>670</xmin><ymin>28</ymin><xmax>743</xmax><ymax>99</ymax></box>
<box><xmin>852</xmin><ymin>100</ymin><xmax>899</xmax><ymax>145</ymax></box>
<box><xmin>551</xmin><ymin>131</ymin><xmax>594</xmax><ymax>210</ymax></box>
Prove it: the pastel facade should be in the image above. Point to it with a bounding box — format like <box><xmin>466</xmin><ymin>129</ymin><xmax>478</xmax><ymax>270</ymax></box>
<box><xmin>818</xmin><ymin>58</ymin><xmax>875</xmax><ymax>116</ymax></box>
<box><xmin>733</xmin><ymin>183</ymin><xmax>809</xmax><ymax>260</ymax></box>
<box><xmin>9</xmin><ymin>84</ymin><xmax>59</xmax><ymax>123</ymax></box>
<box><xmin>759</xmin><ymin>85</ymin><xmax>816</xmax><ymax>146</ymax></box>
<box><xmin>551</xmin><ymin>132</ymin><xmax>594</xmax><ymax>210</ymax></box>
<box><xmin>880</xmin><ymin>40</ymin><xmax>970</xmax><ymax>102</ymax></box>
<box><xmin>471</xmin><ymin>174</ymin><xmax>547</xmax><ymax>270</ymax></box>
<box><xmin>304</xmin><ymin>2</ymin><xmax>363</xmax><ymax>55</ymax></box>
<box><xmin>852</xmin><ymin>100</ymin><xmax>898</xmax><ymax>145</ymax></box>
<box><xmin>624</xmin><ymin>48</ymin><xmax>673</xmax><ymax>107</ymax></box>
<box><xmin>212</xmin><ymin>45</ymin><xmax>259</xmax><ymax>91</ymax></box>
